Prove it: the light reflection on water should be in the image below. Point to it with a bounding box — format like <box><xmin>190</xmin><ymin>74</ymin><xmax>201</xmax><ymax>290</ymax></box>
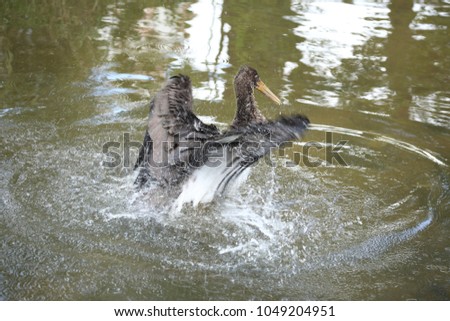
<box><xmin>309</xmin><ymin>123</ymin><xmax>447</xmax><ymax>166</ymax></box>
<box><xmin>0</xmin><ymin>0</ymin><xmax>449</xmax><ymax>300</ymax></box>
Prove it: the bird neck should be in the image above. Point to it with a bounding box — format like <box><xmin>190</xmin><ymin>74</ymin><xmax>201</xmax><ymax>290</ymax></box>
<box><xmin>232</xmin><ymin>88</ymin><xmax>266</xmax><ymax>128</ymax></box>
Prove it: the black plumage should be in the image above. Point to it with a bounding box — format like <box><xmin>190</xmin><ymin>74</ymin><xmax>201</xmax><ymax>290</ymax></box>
<box><xmin>231</xmin><ymin>65</ymin><xmax>281</xmax><ymax>127</ymax></box>
<box><xmin>134</xmin><ymin>66</ymin><xmax>309</xmax><ymax>196</ymax></box>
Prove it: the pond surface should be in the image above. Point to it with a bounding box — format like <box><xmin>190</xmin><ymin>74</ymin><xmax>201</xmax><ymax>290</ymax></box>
<box><xmin>0</xmin><ymin>0</ymin><xmax>449</xmax><ymax>300</ymax></box>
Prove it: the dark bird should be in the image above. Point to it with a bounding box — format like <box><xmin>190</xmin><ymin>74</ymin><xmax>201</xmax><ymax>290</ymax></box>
<box><xmin>134</xmin><ymin>66</ymin><xmax>309</xmax><ymax>205</ymax></box>
<box><xmin>231</xmin><ymin>65</ymin><xmax>281</xmax><ymax>127</ymax></box>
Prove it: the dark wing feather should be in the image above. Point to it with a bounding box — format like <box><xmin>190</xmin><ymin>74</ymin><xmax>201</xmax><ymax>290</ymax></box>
<box><xmin>204</xmin><ymin>114</ymin><xmax>310</xmax><ymax>194</ymax></box>
<box><xmin>135</xmin><ymin>75</ymin><xmax>220</xmax><ymax>187</ymax></box>
<box><xmin>134</xmin><ymin>129</ymin><xmax>152</xmax><ymax>170</ymax></box>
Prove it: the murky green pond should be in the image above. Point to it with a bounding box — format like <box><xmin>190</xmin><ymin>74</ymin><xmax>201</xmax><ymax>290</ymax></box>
<box><xmin>1</xmin><ymin>0</ymin><xmax>449</xmax><ymax>300</ymax></box>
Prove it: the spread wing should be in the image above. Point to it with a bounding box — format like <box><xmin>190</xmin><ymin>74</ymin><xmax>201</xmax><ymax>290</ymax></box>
<box><xmin>204</xmin><ymin>114</ymin><xmax>310</xmax><ymax>194</ymax></box>
<box><xmin>134</xmin><ymin>75</ymin><xmax>220</xmax><ymax>187</ymax></box>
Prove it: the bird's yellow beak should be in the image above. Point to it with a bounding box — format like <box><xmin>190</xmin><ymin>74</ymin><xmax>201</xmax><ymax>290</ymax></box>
<box><xmin>256</xmin><ymin>80</ymin><xmax>281</xmax><ymax>105</ymax></box>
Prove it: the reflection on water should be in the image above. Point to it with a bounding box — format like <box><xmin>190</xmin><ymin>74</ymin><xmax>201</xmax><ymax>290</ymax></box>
<box><xmin>0</xmin><ymin>0</ymin><xmax>449</xmax><ymax>300</ymax></box>
<box><xmin>411</xmin><ymin>92</ymin><xmax>450</xmax><ymax>127</ymax></box>
<box><xmin>184</xmin><ymin>0</ymin><xmax>230</xmax><ymax>101</ymax></box>
<box><xmin>309</xmin><ymin>124</ymin><xmax>447</xmax><ymax>166</ymax></box>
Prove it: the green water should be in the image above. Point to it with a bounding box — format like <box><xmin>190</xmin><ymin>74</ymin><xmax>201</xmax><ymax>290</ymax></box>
<box><xmin>0</xmin><ymin>0</ymin><xmax>449</xmax><ymax>300</ymax></box>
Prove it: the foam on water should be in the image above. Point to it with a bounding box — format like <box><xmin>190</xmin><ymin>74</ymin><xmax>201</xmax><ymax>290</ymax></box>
<box><xmin>1</xmin><ymin>99</ymin><xmax>446</xmax><ymax>299</ymax></box>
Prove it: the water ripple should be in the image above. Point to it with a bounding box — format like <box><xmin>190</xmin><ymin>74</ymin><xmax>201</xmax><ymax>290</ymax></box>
<box><xmin>309</xmin><ymin>124</ymin><xmax>447</xmax><ymax>167</ymax></box>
